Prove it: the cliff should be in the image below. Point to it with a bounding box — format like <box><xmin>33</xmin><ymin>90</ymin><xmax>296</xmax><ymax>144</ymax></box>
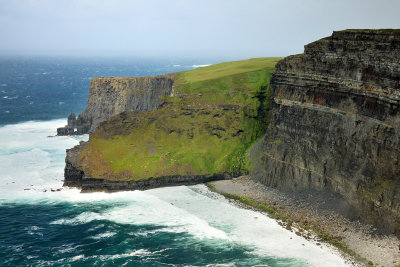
<box><xmin>64</xmin><ymin>58</ymin><xmax>280</xmax><ymax>191</ymax></box>
<box><xmin>255</xmin><ymin>30</ymin><xmax>400</xmax><ymax>235</ymax></box>
<box><xmin>57</xmin><ymin>74</ymin><xmax>175</xmax><ymax>135</ymax></box>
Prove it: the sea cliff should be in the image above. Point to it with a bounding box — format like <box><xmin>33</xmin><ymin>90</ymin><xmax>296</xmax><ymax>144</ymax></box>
<box><xmin>60</xmin><ymin>30</ymin><xmax>400</xmax><ymax>265</ymax></box>
<box><xmin>63</xmin><ymin>58</ymin><xmax>279</xmax><ymax>191</ymax></box>
<box><xmin>57</xmin><ymin>74</ymin><xmax>175</xmax><ymax>134</ymax></box>
<box><xmin>254</xmin><ymin>29</ymin><xmax>400</xmax><ymax>235</ymax></box>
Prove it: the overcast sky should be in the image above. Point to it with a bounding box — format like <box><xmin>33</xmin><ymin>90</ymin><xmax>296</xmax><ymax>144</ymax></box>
<box><xmin>0</xmin><ymin>0</ymin><xmax>399</xmax><ymax>59</ymax></box>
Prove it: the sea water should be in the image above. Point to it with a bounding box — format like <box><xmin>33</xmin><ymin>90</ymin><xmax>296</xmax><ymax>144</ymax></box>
<box><xmin>0</xmin><ymin>57</ymin><xmax>353</xmax><ymax>266</ymax></box>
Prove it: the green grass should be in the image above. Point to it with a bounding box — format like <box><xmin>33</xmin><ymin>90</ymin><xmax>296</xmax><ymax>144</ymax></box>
<box><xmin>224</xmin><ymin>193</ymin><xmax>289</xmax><ymax>221</ymax></box>
<box><xmin>176</xmin><ymin>57</ymin><xmax>281</xmax><ymax>84</ymax></box>
<box><xmin>85</xmin><ymin>110</ymin><xmax>246</xmax><ymax>179</ymax></box>
<box><xmin>79</xmin><ymin>57</ymin><xmax>281</xmax><ymax>180</ymax></box>
<box><xmin>316</xmin><ymin>232</ymin><xmax>348</xmax><ymax>251</ymax></box>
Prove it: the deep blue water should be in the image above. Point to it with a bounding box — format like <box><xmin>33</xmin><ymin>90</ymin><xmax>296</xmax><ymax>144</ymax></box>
<box><xmin>0</xmin><ymin>56</ymin><xmax>197</xmax><ymax>125</ymax></box>
<box><xmin>0</xmin><ymin>57</ymin><xmax>350</xmax><ymax>266</ymax></box>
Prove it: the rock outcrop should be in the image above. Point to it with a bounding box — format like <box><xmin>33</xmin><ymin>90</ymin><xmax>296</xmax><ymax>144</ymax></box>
<box><xmin>57</xmin><ymin>74</ymin><xmax>175</xmax><ymax>134</ymax></box>
<box><xmin>57</xmin><ymin>113</ymin><xmax>78</xmax><ymax>135</ymax></box>
<box><xmin>255</xmin><ymin>30</ymin><xmax>400</xmax><ymax>235</ymax></box>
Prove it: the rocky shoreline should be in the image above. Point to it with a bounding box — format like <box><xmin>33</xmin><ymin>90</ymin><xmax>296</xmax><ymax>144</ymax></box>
<box><xmin>208</xmin><ymin>176</ymin><xmax>400</xmax><ymax>267</ymax></box>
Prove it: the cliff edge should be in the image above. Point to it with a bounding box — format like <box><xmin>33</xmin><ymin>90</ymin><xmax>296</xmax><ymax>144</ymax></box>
<box><xmin>57</xmin><ymin>74</ymin><xmax>175</xmax><ymax>135</ymax></box>
<box><xmin>255</xmin><ymin>29</ymin><xmax>400</xmax><ymax>235</ymax></box>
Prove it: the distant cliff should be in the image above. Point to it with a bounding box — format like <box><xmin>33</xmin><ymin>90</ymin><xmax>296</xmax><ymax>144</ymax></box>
<box><xmin>255</xmin><ymin>30</ymin><xmax>400</xmax><ymax>235</ymax></box>
<box><xmin>57</xmin><ymin>74</ymin><xmax>175</xmax><ymax>135</ymax></box>
<box><xmin>63</xmin><ymin>58</ymin><xmax>280</xmax><ymax>191</ymax></box>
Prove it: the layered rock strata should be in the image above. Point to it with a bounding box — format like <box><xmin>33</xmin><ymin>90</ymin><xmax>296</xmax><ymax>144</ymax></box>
<box><xmin>256</xmin><ymin>30</ymin><xmax>400</xmax><ymax>235</ymax></box>
<box><xmin>57</xmin><ymin>74</ymin><xmax>175</xmax><ymax>134</ymax></box>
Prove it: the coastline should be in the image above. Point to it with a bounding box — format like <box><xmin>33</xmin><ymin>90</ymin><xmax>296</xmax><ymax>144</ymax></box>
<box><xmin>206</xmin><ymin>176</ymin><xmax>400</xmax><ymax>267</ymax></box>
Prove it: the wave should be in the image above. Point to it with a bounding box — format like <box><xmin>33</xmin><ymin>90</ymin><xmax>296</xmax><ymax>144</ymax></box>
<box><xmin>0</xmin><ymin>119</ymin><xmax>88</xmax><ymax>202</ymax></box>
<box><xmin>0</xmin><ymin>119</ymin><xmax>352</xmax><ymax>266</ymax></box>
<box><xmin>46</xmin><ymin>185</ymin><xmax>349</xmax><ymax>266</ymax></box>
<box><xmin>65</xmin><ymin>249</ymin><xmax>153</xmax><ymax>263</ymax></box>
<box><xmin>2</xmin><ymin>95</ymin><xmax>18</xmax><ymax>99</ymax></box>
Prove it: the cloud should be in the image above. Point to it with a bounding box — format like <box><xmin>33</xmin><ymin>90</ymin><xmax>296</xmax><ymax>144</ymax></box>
<box><xmin>0</xmin><ymin>0</ymin><xmax>399</xmax><ymax>57</ymax></box>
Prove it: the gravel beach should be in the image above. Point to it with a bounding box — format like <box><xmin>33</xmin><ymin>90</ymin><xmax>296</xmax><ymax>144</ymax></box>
<box><xmin>208</xmin><ymin>176</ymin><xmax>400</xmax><ymax>267</ymax></box>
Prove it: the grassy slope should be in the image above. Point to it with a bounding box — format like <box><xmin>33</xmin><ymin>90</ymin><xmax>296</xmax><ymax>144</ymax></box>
<box><xmin>80</xmin><ymin>57</ymin><xmax>281</xmax><ymax>181</ymax></box>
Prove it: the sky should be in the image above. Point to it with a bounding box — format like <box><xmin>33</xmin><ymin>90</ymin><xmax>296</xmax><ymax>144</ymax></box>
<box><xmin>0</xmin><ymin>0</ymin><xmax>399</xmax><ymax>59</ymax></box>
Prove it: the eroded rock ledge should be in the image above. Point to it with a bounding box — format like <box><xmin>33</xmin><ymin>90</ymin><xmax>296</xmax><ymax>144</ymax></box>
<box><xmin>255</xmin><ymin>29</ymin><xmax>400</xmax><ymax>235</ymax></box>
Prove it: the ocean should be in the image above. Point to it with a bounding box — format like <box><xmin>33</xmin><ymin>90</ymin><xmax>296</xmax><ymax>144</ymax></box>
<box><xmin>0</xmin><ymin>56</ymin><xmax>351</xmax><ymax>266</ymax></box>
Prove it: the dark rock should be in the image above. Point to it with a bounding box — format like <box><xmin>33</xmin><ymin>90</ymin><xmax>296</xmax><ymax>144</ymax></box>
<box><xmin>254</xmin><ymin>29</ymin><xmax>400</xmax><ymax>236</ymax></box>
<box><xmin>63</xmin><ymin>142</ymin><xmax>87</xmax><ymax>187</ymax></box>
<box><xmin>67</xmin><ymin>113</ymin><xmax>77</xmax><ymax>128</ymax></box>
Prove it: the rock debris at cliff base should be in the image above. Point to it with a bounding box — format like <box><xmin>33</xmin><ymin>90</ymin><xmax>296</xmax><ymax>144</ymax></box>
<box><xmin>209</xmin><ymin>176</ymin><xmax>400</xmax><ymax>267</ymax></box>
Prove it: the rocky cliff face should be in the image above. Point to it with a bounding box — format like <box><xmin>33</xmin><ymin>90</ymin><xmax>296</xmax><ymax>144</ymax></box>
<box><xmin>58</xmin><ymin>74</ymin><xmax>175</xmax><ymax>134</ymax></box>
<box><xmin>255</xmin><ymin>30</ymin><xmax>400</xmax><ymax>235</ymax></box>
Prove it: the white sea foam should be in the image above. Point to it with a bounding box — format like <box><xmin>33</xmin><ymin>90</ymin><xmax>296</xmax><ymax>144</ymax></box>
<box><xmin>109</xmin><ymin>249</ymin><xmax>152</xmax><ymax>259</ymax></box>
<box><xmin>0</xmin><ymin>120</ymin><xmax>353</xmax><ymax>266</ymax></box>
<box><xmin>26</xmin><ymin>225</ymin><xmax>44</xmax><ymax>236</ymax></box>
<box><xmin>0</xmin><ymin>119</ymin><xmax>87</xmax><ymax>202</ymax></box>
<box><xmin>70</xmin><ymin>255</ymin><xmax>85</xmax><ymax>261</ymax></box>
<box><xmin>146</xmin><ymin>185</ymin><xmax>352</xmax><ymax>267</ymax></box>
<box><xmin>3</xmin><ymin>95</ymin><xmax>18</xmax><ymax>99</ymax></box>
<box><xmin>45</xmin><ymin>185</ymin><xmax>351</xmax><ymax>266</ymax></box>
<box><xmin>50</xmin><ymin>211</ymin><xmax>103</xmax><ymax>225</ymax></box>
<box><xmin>91</xmin><ymin>231</ymin><xmax>116</xmax><ymax>239</ymax></box>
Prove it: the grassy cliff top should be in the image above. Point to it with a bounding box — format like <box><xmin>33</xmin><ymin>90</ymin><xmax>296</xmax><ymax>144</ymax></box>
<box><xmin>177</xmin><ymin>57</ymin><xmax>282</xmax><ymax>84</ymax></box>
<box><xmin>79</xmin><ymin>57</ymin><xmax>282</xmax><ymax>181</ymax></box>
